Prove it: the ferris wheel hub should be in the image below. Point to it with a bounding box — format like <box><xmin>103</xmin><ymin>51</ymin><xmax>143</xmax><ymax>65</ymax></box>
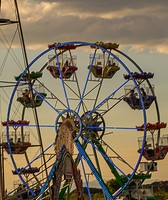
<box><xmin>55</xmin><ymin>109</ymin><xmax>83</xmax><ymax>141</ymax></box>
<box><xmin>81</xmin><ymin>111</ymin><xmax>105</xmax><ymax>140</ymax></box>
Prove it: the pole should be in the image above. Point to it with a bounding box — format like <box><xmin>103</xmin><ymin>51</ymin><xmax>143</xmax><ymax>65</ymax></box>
<box><xmin>0</xmin><ymin>88</ymin><xmax>4</xmax><ymax>200</ymax></box>
<box><xmin>0</xmin><ymin>144</ymin><xmax>4</xmax><ymax>200</ymax></box>
<box><xmin>0</xmin><ymin>144</ymin><xmax>2</xmax><ymax>200</ymax></box>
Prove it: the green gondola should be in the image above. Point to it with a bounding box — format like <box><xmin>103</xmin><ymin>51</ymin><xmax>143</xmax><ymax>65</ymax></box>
<box><xmin>15</xmin><ymin>71</ymin><xmax>43</xmax><ymax>81</ymax></box>
<box><xmin>17</xmin><ymin>93</ymin><xmax>47</xmax><ymax>108</ymax></box>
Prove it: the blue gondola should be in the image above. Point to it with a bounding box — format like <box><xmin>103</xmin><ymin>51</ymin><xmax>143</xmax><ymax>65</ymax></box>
<box><xmin>123</xmin><ymin>95</ymin><xmax>156</xmax><ymax>110</ymax></box>
<box><xmin>124</xmin><ymin>72</ymin><xmax>154</xmax><ymax>80</ymax></box>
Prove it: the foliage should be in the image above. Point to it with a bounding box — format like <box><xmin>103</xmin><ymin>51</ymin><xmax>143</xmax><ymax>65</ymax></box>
<box><xmin>150</xmin><ymin>180</ymin><xmax>168</xmax><ymax>199</ymax></box>
<box><xmin>154</xmin><ymin>189</ymin><xmax>168</xmax><ymax>199</ymax></box>
<box><xmin>106</xmin><ymin>178</ymin><xmax>120</xmax><ymax>193</ymax></box>
<box><xmin>92</xmin><ymin>192</ymin><xmax>104</xmax><ymax>200</ymax></box>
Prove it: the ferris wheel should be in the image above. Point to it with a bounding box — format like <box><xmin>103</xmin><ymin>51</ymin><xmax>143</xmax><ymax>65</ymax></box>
<box><xmin>2</xmin><ymin>41</ymin><xmax>167</xmax><ymax>199</ymax></box>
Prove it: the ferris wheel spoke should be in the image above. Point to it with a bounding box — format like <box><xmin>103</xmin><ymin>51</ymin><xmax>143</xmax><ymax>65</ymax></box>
<box><xmin>80</xmin><ymin>157</ymin><xmax>92</xmax><ymax>200</ymax></box>
<box><xmin>101</xmin><ymin>139</ymin><xmax>135</xmax><ymax>171</ymax></box>
<box><xmin>31</xmin><ymin>85</ymin><xmax>61</xmax><ymax>115</ymax></box>
<box><xmin>54</xmin><ymin>48</ymin><xmax>72</xmax><ymax>110</ymax></box>
<box><xmin>68</xmin><ymin>48</ymin><xmax>86</xmax><ymax>113</ymax></box>
<box><xmin>82</xmin><ymin>79</ymin><xmax>129</xmax><ymax>119</ymax></box>
<box><xmin>63</xmin><ymin>80</ymin><xmax>88</xmax><ymax>114</ymax></box>
<box><xmin>76</xmin><ymin>49</ymin><xmax>97</xmax><ymax>114</ymax></box>
<box><xmin>9</xmin><ymin>123</ymin><xmax>56</xmax><ymax>129</ymax></box>
<box><xmin>13</xmin><ymin>142</ymin><xmax>55</xmax><ymax>176</ymax></box>
<box><xmin>82</xmin><ymin>136</ymin><xmax>127</xmax><ymax>177</ymax></box>
<box><xmin>21</xmin><ymin>81</ymin><xmax>63</xmax><ymax>116</ymax></box>
<box><xmin>75</xmin><ymin>140</ymin><xmax>113</xmax><ymax>199</ymax></box>
<box><xmin>85</xmin><ymin>125</ymin><xmax>138</xmax><ymax>131</ymax></box>
<box><xmin>37</xmin><ymin>79</ymin><xmax>68</xmax><ymax>110</ymax></box>
<box><xmin>37</xmin><ymin>160</ymin><xmax>57</xmax><ymax>199</ymax></box>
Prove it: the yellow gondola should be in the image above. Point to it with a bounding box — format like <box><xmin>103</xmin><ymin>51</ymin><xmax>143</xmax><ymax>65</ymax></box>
<box><xmin>88</xmin><ymin>64</ymin><xmax>120</xmax><ymax>78</ymax></box>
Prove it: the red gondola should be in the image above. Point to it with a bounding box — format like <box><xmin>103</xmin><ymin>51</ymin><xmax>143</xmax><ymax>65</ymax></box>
<box><xmin>57</xmin><ymin>44</ymin><xmax>76</xmax><ymax>50</ymax></box>
<box><xmin>48</xmin><ymin>43</ymin><xmax>76</xmax><ymax>50</ymax></box>
<box><xmin>138</xmin><ymin>146</ymin><xmax>168</xmax><ymax>161</ymax></box>
<box><xmin>47</xmin><ymin>65</ymin><xmax>78</xmax><ymax>79</ymax></box>
<box><xmin>137</xmin><ymin>122</ymin><xmax>167</xmax><ymax>131</ymax></box>
<box><xmin>138</xmin><ymin>134</ymin><xmax>168</xmax><ymax>161</ymax></box>
<box><xmin>47</xmin><ymin>66</ymin><xmax>60</xmax><ymax>78</ymax></box>
<box><xmin>3</xmin><ymin>142</ymin><xmax>31</xmax><ymax>154</ymax></box>
<box><xmin>1</xmin><ymin>120</ymin><xmax>29</xmax><ymax>126</ymax></box>
<box><xmin>48</xmin><ymin>42</ymin><xmax>57</xmax><ymax>48</ymax></box>
<box><xmin>62</xmin><ymin>66</ymin><xmax>78</xmax><ymax>78</ymax></box>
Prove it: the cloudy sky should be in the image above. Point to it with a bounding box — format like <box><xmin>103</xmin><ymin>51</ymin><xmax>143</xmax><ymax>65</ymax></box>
<box><xmin>2</xmin><ymin>0</ymin><xmax>168</xmax><ymax>52</ymax></box>
<box><xmin>1</xmin><ymin>0</ymin><xmax>168</xmax><ymax>191</ymax></box>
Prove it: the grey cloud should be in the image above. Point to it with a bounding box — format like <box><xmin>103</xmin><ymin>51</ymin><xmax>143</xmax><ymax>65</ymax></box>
<box><xmin>4</xmin><ymin>0</ymin><xmax>168</xmax><ymax>51</ymax></box>
<box><xmin>34</xmin><ymin>0</ymin><xmax>168</xmax><ymax>10</ymax></box>
<box><xmin>23</xmin><ymin>11</ymin><xmax>168</xmax><ymax>47</ymax></box>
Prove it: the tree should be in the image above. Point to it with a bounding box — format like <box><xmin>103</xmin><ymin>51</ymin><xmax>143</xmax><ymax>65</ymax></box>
<box><xmin>106</xmin><ymin>179</ymin><xmax>120</xmax><ymax>194</ymax></box>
